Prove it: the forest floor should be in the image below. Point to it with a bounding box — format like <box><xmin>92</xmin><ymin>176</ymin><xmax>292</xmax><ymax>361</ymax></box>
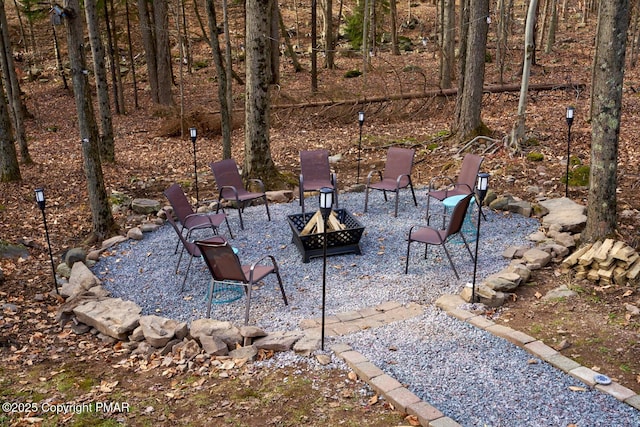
<box><xmin>1</xmin><ymin>2</ymin><xmax>640</xmax><ymax>425</ymax></box>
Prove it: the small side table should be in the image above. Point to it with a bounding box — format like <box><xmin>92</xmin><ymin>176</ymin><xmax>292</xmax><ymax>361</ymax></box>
<box><xmin>442</xmin><ymin>194</ymin><xmax>476</xmax><ymax>243</ymax></box>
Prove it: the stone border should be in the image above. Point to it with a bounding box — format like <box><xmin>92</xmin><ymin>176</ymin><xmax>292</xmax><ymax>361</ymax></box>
<box><xmin>328</xmin><ymin>294</ymin><xmax>639</xmax><ymax>427</ymax></box>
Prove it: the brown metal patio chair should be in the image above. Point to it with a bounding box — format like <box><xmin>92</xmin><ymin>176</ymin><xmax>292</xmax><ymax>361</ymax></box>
<box><xmin>299</xmin><ymin>150</ymin><xmax>338</xmax><ymax>213</ymax></box>
<box><xmin>405</xmin><ymin>193</ymin><xmax>475</xmax><ymax>279</ymax></box>
<box><xmin>364</xmin><ymin>147</ymin><xmax>417</xmax><ymax>217</ymax></box>
<box><xmin>165</xmin><ymin>213</ymin><xmax>227</xmax><ymax>292</ymax></box>
<box><xmin>195</xmin><ymin>239</ymin><xmax>288</xmax><ymax>325</ymax></box>
<box><xmin>209</xmin><ymin>158</ymin><xmax>271</xmax><ymax>230</ymax></box>
<box><xmin>164</xmin><ymin>183</ymin><xmax>233</xmax><ymax>254</ymax></box>
<box><xmin>426</xmin><ymin>153</ymin><xmax>484</xmax><ymax>223</ymax></box>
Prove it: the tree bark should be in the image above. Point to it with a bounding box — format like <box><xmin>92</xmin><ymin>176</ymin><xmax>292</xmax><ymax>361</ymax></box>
<box><xmin>389</xmin><ymin>0</ymin><xmax>399</xmax><ymax>55</ymax></box>
<box><xmin>85</xmin><ymin>0</ymin><xmax>115</xmax><ymax>162</ymax></box>
<box><xmin>583</xmin><ymin>0</ymin><xmax>630</xmax><ymax>242</ymax></box>
<box><xmin>439</xmin><ymin>0</ymin><xmax>455</xmax><ymax>88</ymax></box>
<box><xmin>0</xmin><ymin>73</ymin><xmax>20</xmax><ymax>182</ymax></box>
<box><xmin>64</xmin><ymin>0</ymin><xmax>117</xmax><ymax>241</ymax></box>
<box><xmin>0</xmin><ymin>0</ymin><xmax>30</xmax><ymax>164</ymax></box>
<box><xmin>453</xmin><ymin>0</ymin><xmax>489</xmax><ymax>140</ymax></box>
<box><xmin>137</xmin><ymin>0</ymin><xmax>159</xmax><ymax>103</ymax></box>
<box><xmin>205</xmin><ymin>0</ymin><xmax>232</xmax><ymax>160</ymax></box>
<box><xmin>245</xmin><ymin>0</ymin><xmax>279</xmax><ymax>182</ymax></box>
<box><xmin>323</xmin><ymin>0</ymin><xmax>335</xmax><ymax>68</ymax></box>
<box><xmin>154</xmin><ymin>0</ymin><xmax>174</xmax><ymax>105</ymax></box>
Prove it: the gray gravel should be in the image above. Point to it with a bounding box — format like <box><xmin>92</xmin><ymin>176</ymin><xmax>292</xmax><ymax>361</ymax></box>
<box><xmin>93</xmin><ymin>190</ymin><xmax>640</xmax><ymax>426</ymax></box>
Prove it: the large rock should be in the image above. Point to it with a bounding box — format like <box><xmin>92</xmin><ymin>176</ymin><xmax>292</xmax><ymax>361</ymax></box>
<box><xmin>139</xmin><ymin>315</ymin><xmax>188</xmax><ymax>347</ymax></box>
<box><xmin>200</xmin><ymin>335</ymin><xmax>229</xmax><ymax>356</ymax></box>
<box><xmin>190</xmin><ymin>318</ymin><xmax>242</xmax><ymax>348</ymax></box>
<box><xmin>522</xmin><ymin>248</ymin><xmax>552</xmax><ymax>269</ymax></box>
<box><xmin>73</xmin><ymin>298</ymin><xmax>142</xmax><ymax>340</ymax></box>
<box><xmin>131</xmin><ymin>198</ymin><xmax>161</xmax><ymax>214</ymax></box>
<box><xmin>64</xmin><ymin>247</ymin><xmax>87</xmax><ymax>267</ymax></box>
<box><xmin>253</xmin><ymin>330</ymin><xmax>305</xmax><ymax>352</ymax></box>
<box><xmin>60</xmin><ymin>262</ymin><xmax>101</xmax><ymax>299</ymax></box>
<box><xmin>539</xmin><ymin>197</ymin><xmax>587</xmax><ymax>233</ymax></box>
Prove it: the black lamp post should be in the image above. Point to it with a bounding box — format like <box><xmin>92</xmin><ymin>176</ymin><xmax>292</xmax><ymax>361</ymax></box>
<box><xmin>357</xmin><ymin>111</ymin><xmax>365</xmax><ymax>184</ymax></box>
<box><xmin>565</xmin><ymin>106</ymin><xmax>574</xmax><ymax>198</ymax></box>
<box><xmin>190</xmin><ymin>127</ymin><xmax>199</xmax><ymax>204</ymax></box>
<box><xmin>319</xmin><ymin>187</ymin><xmax>333</xmax><ymax>350</ymax></box>
<box><xmin>34</xmin><ymin>188</ymin><xmax>58</xmax><ymax>293</ymax></box>
<box><xmin>471</xmin><ymin>173</ymin><xmax>489</xmax><ymax>303</ymax></box>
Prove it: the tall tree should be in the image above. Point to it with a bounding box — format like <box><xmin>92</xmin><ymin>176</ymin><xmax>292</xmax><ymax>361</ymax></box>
<box><xmin>508</xmin><ymin>0</ymin><xmax>538</xmax><ymax>155</ymax></box>
<box><xmin>439</xmin><ymin>0</ymin><xmax>455</xmax><ymax>88</ymax></box>
<box><xmin>205</xmin><ymin>0</ymin><xmax>232</xmax><ymax>159</ymax></box>
<box><xmin>452</xmin><ymin>0</ymin><xmax>489</xmax><ymax>140</ymax></box>
<box><xmin>137</xmin><ymin>0</ymin><xmax>173</xmax><ymax>105</ymax></box>
<box><xmin>64</xmin><ymin>0</ymin><xmax>117</xmax><ymax>241</ymax></box>
<box><xmin>244</xmin><ymin>0</ymin><xmax>280</xmax><ymax>183</ymax></box>
<box><xmin>0</xmin><ymin>72</ymin><xmax>20</xmax><ymax>182</ymax></box>
<box><xmin>0</xmin><ymin>0</ymin><xmax>31</xmax><ymax>164</ymax></box>
<box><xmin>85</xmin><ymin>0</ymin><xmax>115</xmax><ymax>162</ymax></box>
<box><xmin>583</xmin><ymin>0</ymin><xmax>631</xmax><ymax>242</ymax></box>
<box><xmin>154</xmin><ymin>0</ymin><xmax>174</xmax><ymax>105</ymax></box>
<box><xmin>322</xmin><ymin>0</ymin><xmax>335</xmax><ymax>68</ymax></box>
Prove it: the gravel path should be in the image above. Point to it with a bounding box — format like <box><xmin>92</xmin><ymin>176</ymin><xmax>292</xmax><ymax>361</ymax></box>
<box><xmin>92</xmin><ymin>190</ymin><xmax>640</xmax><ymax>426</ymax></box>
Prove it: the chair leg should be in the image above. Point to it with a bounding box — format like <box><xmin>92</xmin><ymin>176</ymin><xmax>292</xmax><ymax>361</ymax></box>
<box><xmin>364</xmin><ymin>186</ymin><xmax>370</xmax><ymax>213</ymax></box>
<box><xmin>264</xmin><ymin>196</ymin><xmax>271</xmax><ymax>221</ymax></box>
<box><xmin>394</xmin><ymin>190</ymin><xmax>399</xmax><ymax>218</ymax></box>
<box><xmin>409</xmin><ymin>182</ymin><xmax>417</xmax><ymax>207</ymax></box>
<box><xmin>224</xmin><ymin>215</ymin><xmax>234</xmax><ymax>239</ymax></box>
<box><xmin>206</xmin><ymin>279</ymin><xmax>214</xmax><ymax>318</ymax></box>
<box><xmin>244</xmin><ymin>285</ymin><xmax>252</xmax><ymax>325</ymax></box>
<box><xmin>237</xmin><ymin>200</ymin><xmax>245</xmax><ymax>230</ymax></box>
<box><xmin>405</xmin><ymin>239</ymin><xmax>412</xmax><ymax>274</ymax></box>
<box><xmin>181</xmin><ymin>255</ymin><xmax>194</xmax><ymax>292</ymax></box>
<box><xmin>460</xmin><ymin>233</ymin><xmax>475</xmax><ymax>262</ymax></box>
<box><xmin>441</xmin><ymin>243</ymin><xmax>460</xmax><ymax>280</ymax></box>
<box><xmin>426</xmin><ymin>196</ymin><xmax>432</xmax><ymax>224</ymax></box>
<box><xmin>274</xmin><ymin>269</ymin><xmax>288</xmax><ymax>305</ymax></box>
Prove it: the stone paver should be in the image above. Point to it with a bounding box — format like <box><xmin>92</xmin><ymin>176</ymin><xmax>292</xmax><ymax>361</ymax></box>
<box><xmin>318</xmin><ymin>298</ymin><xmax>639</xmax><ymax>426</ymax></box>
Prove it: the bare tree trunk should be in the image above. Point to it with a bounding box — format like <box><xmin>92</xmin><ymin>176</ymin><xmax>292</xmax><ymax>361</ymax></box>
<box><xmin>279</xmin><ymin>6</ymin><xmax>303</xmax><ymax>71</ymax></box>
<box><xmin>0</xmin><ymin>74</ymin><xmax>20</xmax><ymax>182</ymax></box>
<box><xmin>453</xmin><ymin>0</ymin><xmax>488</xmax><ymax>140</ymax></box>
<box><xmin>137</xmin><ymin>0</ymin><xmax>159</xmax><ymax>102</ymax></box>
<box><xmin>362</xmin><ymin>0</ymin><xmax>371</xmax><ymax>76</ymax></box>
<box><xmin>545</xmin><ymin>0</ymin><xmax>558</xmax><ymax>53</ymax></box>
<box><xmin>453</xmin><ymin>0</ymin><xmax>470</xmax><ymax>128</ymax></box>
<box><xmin>509</xmin><ymin>0</ymin><xmax>538</xmax><ymax>155</ymax></box>
<box><xmin>583</xmin><ymin>0</ymin><xmax>630</xmax><ymax>242</ymax></box>
<box><xmin>154</xmin><ymin>0</ymin><xmax>174</xmax><ymax>105</ymax></box>
<box><xmin>311</xmin><ymin>0</ymin><xmax>318</xmax><ymax>91</ymax></box>
<box><xmin>106</xmin><ymin>0</ymin><xmax>125</xmax><ymax>114</ymax></box>
<box><xmin>439</xmin><ymin>0</ymin><xmax>454</xmax><ymax>88</ymax></box>
<box><xmin>193</xmin><ymin>0</ymin><xmax>210</xmax><ymax>45</ymax></box>
<box><xmin>205</xmin><ymin>0</ymin><xmax>232</xmax><ymax>160</ymax></box>
<box><xmin>51</xmin><ymin>23</ymin><xmax>68</xmax><ymax>89</ymax></box>
<box><xmin>245</xmin><ymin>0</ymin><xmax>279</xmax><ymax>183</ymax></box>
<box><xmin>0</xmin><ymin>0</ymin><xmax>31</xmax><ymax>164</ymax></box>
<box><xmin>390</xmin><ymin>0</ymin><xmax>399</xmax><ymax>55</ymax></box>
<box><xmin>125</xmin><ymin>0</ymin><xmax>139</xmax><ymax>109</ymax></box>
<box><xmin>85</xmin><ymin>0</ymin><xmax>115</xmax><ymax>162</ymax></box>
<box><xmin>496</xmin><ymin>0</ymin><xmax>507</xmax><ymax>84</ymax></box>
<box><xmin>64</xmin><ymin>0</ymin><xmax>116</xmax><ymax>241</ymax></box>
<box><xmin>323</xmin><ymin>0</ymin><xmax>335</xmax><ymax>68</ymax></box>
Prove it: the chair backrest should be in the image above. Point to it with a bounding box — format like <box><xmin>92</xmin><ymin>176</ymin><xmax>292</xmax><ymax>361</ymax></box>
<box><xmin>300</xmin><ymin>150</ymin><xmax>331</xmax><ymax>184</ymax></box>
<box><xmin>196</xmin><ymin>239</ymin><xmax>247</xmax><ymax>283</ymax></box>
<box><xmin>445</xmin><ymin>194</ymin><xmax>473</xmax><ymax>237</ymax></box>
<box><xmin>165</xmin><ymin>212</ymin><xmax>200</xmax><ymax>257</ymax></box>
<box><xmin>457</xmin><ymin>154</ymin><xmax>484</xmax><ymax>193</ymax></box>
<box><xmin>210</xmin><ymin>159</ymin><xmax>246</xmax><ymax>198</ymax></box>
<box><xmin>384</xmin><ymin>147</ymin><xmax>415</xmax><ymax>187</ymax></box>
<box><xmin>164</xmin><ymin>183</ymin><xmax>195</xmax><ymax>224</ymax></box>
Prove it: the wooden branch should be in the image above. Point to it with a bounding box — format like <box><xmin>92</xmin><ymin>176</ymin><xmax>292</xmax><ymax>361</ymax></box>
<box><xmin>272</xmin><ymin>82</ymin><xmax>585</xmax><ymax>110</ymax></box>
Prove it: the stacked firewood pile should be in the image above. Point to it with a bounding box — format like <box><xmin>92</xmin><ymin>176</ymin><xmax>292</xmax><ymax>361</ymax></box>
<box><xmin>300</xmin><ymin>211</ymin><xmax>346</xmax><ymax>235</ymax></box>
<box><xmin>560</xmin><ymin>239</ymin><xmax>640</xmax><ymax>285</ymax></box>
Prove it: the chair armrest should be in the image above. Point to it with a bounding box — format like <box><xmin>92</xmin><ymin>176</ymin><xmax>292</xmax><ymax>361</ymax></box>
<box><xmin>219</xmin><ymin>185</ymin><xmax>239</xmax><ymax>200</ymax></box>
<box><xmin>428</xmin><ymin>175</ymin><xmax>456</xmax><ymax>191</ymax></box>
<box><xmin>184</xmin><ymin>212</ymin><xmax>225</xmax><ymax>227</ymax></box>
<box><xmin>395</xmin><ymin>173</ymin><xmax>411</xmax><ymax>187</ymax></box>
<box><xmin>366</xmin><ymin>170</ymin><xmax>383</xmax><ymax>185</ymax></box>
<box><xmin>330</xmin><ymin>172</ymin><xmax>337</xmax><ymax>188</ymax></box>
<box><xmin>248</xmin><ymin>255</ymin><xmax>279</xmax><ymax>282</ymax></box>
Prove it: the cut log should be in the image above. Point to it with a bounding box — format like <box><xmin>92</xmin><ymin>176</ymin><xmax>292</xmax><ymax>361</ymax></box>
<box><xmin>562</xmin><ymin>243</ymin><xmax>593</xmax><ymax>268</ymax></box>
<box><xmin>327</xmin><ymin>214</ymin><xmax>343</xmax><ymax>231</ymax></box>
<box><xmin>612</xmin><ymin>244</ymin><xmax>638</xmax><ymax>263</ymax></box>
<box><xmin>300</xmin><ymin>211</ymin><xmax>322</xmax><ymax>236</ymax></box>
<box><xmin>593</xmin><ymin>238</ymin><xmax>615</xmax><ymax>263</ymax></box>
<box><xmin>626</xmin><ymin>257</ymin><xmax>640</xmax><ymax>280</ymax></box>
<box><xmin>578</xmin><ymin>241</ymin><xmax>603</xmax><ymax>266</ymax></box>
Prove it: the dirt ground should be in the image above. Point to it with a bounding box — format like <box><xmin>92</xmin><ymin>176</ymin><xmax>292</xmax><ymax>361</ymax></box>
<box><xmin>1</xmin><ymin>1</ymin><xmax>640</xmax><ymax>426</ymax></box>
